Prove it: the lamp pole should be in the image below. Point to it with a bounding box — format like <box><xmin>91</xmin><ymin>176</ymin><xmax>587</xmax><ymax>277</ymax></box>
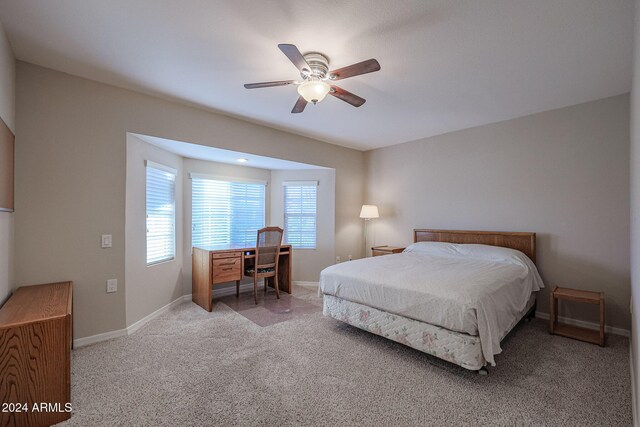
<box><xmin>363</xmin><ymin>218</ymin><xmax>370</xmax><ymax>258</ymax></box>
<box><xmin>359</xmin><ymin>205</ymin><xmax>379</xmax><ymax>258</ymax></box>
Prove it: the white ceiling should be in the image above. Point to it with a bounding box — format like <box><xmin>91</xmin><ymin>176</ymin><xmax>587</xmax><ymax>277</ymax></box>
<box><xmin>133</xmin><ymin>133</ymin><xmax>326</xmax><ymax>170</ymax></box>
<box><xmin>0</xmin><ymin>0</ymin><xmax>633</xmax><ymax>150</ymax></box>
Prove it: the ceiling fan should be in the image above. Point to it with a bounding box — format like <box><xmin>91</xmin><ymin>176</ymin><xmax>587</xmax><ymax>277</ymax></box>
<box><xmin>244</xmin><ymin>44</ymin><xmax>380</xmax><ymax>113</ymax></box>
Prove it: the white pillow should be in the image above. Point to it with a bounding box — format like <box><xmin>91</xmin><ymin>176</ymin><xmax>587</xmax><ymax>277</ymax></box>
<box><xmin>404</xmin><ymin>241</ymin><xmax>528</xmax><ymax>264</ymax></box>
<box><xmin>403</xmin><ymin>241</ymin><xmax>460</xmax><ymax>256</ymax></box>
<box><xmin>454</xmin><ymin>243</ymin><xmax>529</xmax><ymax>263</ymax></box>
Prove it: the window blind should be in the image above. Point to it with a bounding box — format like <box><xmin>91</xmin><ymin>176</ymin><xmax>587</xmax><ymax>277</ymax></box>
<box><xmin>192</xmin><ymin>177</ymin><xmax>265</xmax><ymax>247</ymax></box>
<box><xmin>284</xmin><ymin>181</ymin><xmax>317</xmax><ymax>249</ymax></box>
<box><xmin>146</xmin><ymin>162</ymin><xmax>176</xmax><ymax>265</ymax></box>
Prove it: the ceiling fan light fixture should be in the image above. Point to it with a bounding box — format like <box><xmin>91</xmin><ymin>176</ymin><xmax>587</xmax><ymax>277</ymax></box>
<box><xmin>245</xmin><ymin>44</ymin><xmax>380</xmax><ymax>113</ymax></box>
<box><xmin>297</xmin><ymin>79</ymin><xmax>330</xmax><ymax>104</ymax></box>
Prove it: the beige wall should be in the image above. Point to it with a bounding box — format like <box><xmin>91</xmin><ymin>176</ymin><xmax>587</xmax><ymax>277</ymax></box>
<box><xmin>270</xmin><ymin>169</ymin><xmax>336</xmax><ymax>282</ymax></box>
<box><xmin>181</xmin><ymin>158</ymin><xmax>272</xmax><ymax>295</ymax></box>
<box><xmin>365</xmin><ymin>94</ymin><xmax>630</xmax><ymax>330</ymax></box>
<box><xmin>14</xmin><ymin>61</ymin><xmax>365</xmax><ymax>339</ymax></box>
<box><xmin>0</xmin><ymin>22</ymin><xmax>14</xmax><ymax>131</ymax></box>
<box><xmin>0</xmin><ymin>22</ymin><xmax>14</xmax><ymax>304</ymax></box>
<box><xmin>630</xmin><ymin>0</ymin><xmax>640</xmax><ymax>422</ymax></box>
<box><xmin>125</xmin><ymin>135</ymin><xmax>184</xmax><ymax>327</ymax></box>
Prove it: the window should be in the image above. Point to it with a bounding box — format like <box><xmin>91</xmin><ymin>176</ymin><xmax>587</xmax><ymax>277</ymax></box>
<box><xmin>284</xmin><ymin>181</ymin><xmax>317</xmax><ymax>249</ymax></box>
<box><xmin>191</xmin><ymin>174</ymin><xmax>266</xmax><ymax>247</ymax></box>
<box><xmin>146</xmin><ymin>161</ymin><xmax>176</xmax><ymax>265</ymax></box>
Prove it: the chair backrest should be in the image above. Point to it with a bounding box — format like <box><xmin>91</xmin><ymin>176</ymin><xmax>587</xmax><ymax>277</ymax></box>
<box><xmin>255</xmin><ymin>226</ymin><xmax>284</xmax><ymax>269</ymax></box>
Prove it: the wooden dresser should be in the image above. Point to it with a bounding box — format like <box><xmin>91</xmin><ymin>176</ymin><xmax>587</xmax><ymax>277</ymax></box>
<box><xmin>0</xmin><ymin>282</ymin><xmax>73</xmax><ymax>427</ymax></box>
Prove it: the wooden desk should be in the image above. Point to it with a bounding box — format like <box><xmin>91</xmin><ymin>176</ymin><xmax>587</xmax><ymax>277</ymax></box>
<box><xmin>192</xmin><ymin>244</ymin><xmax>292</xmax><ymax>312</ymax></box>
<box><xmin>0</xmin><ymin>282</ymin><xmax>73</xmax><ymax>427</ymax></box>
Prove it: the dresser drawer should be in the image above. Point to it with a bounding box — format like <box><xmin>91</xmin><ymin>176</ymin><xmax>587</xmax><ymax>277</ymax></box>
<box><xmin>212</xmin><ymin>257</ymin><xmax>241</xmax><ymax>283</ymax></box>
<box><xmin>213</xmin><ymin>257</ymin><xmax>241</xmax><ymax>269</ymax></box>
<box><xmin>212</xmin><ymin>251</ymin><xmax>242</xmax><ymax>259</ymax></box>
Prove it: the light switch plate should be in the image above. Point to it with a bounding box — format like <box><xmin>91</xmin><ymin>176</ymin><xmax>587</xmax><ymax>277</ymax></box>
<box><xmin>106</xmin><ymin>279</ymin><xmax>117</xmax><ymax>293</ymax></box>
<box><xmin>101</xmin><ymin>234</ymin><xmax>112</xmax><ymax>248</ymax></box>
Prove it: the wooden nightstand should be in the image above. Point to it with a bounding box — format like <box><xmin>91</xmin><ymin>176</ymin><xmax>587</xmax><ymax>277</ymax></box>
<box><xmin>371</xmin><ymin>245</ymin><xmax>405</xmax><ymax>256</ymax></box>
<box><xmin>550</xmin><ymin>286</ymin><xmax>605</xmax><ymax>346</ymax></box>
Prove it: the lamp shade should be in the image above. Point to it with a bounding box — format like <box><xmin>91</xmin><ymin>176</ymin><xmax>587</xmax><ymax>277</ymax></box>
<box><xmin>297</xmin><ymin>80</ymin><xmax>331</xmax><ymax>104</ymax></box>
<box><xmin>359</xmin><ymin>204</ymin><xmax>379</xmax><ymax>219</ymax></box>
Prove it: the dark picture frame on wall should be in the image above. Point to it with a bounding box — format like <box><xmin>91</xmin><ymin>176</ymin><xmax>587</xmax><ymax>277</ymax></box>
<box><xmin>0</xmin><ymin>116</ymin><xmax>14</xmax><ymax>212</ymax></box>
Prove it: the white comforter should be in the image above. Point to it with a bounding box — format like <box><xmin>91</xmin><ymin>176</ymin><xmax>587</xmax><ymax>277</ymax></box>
<box><xmin>320</xmin><ymin>242</ymin><xmax>544</xmax><ymax>366</ymax></box>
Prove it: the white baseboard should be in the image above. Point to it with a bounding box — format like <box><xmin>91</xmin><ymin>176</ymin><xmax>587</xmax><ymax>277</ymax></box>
<box><xmin>293</xmin><ymin>281</ymin><xmax>319</xmax><ymax>288</ymax></box>
<box><xmin>126</xmin><ymin>294</ymin><xmax>189</xmax><ymax>335</ymax></box>
<box><xmin>536</xmin><ymin>311</ymin><xmax>630</xmax><ymax>337</ymax></box>
<box><xmin>74</xmin><ymin>293</ymin><xmax>192</xmax><ymax>348</ymax></box>
<box><xmin>73</xmin><ymin>328</ymin><xmax>128</xmax><ymax>348</ymax></box>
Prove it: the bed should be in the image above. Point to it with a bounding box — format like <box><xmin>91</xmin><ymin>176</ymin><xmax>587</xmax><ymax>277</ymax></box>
<box><xmin>319</xmin><ymin>229</ymin><xmax>544</xmax><ymax>373</ymax></box>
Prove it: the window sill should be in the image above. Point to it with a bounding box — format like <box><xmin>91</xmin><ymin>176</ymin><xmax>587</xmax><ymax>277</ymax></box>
<box><xmin>146</xmin><ymin>258</ymin><xmax>175</xmax><ymax>267</ymax></box>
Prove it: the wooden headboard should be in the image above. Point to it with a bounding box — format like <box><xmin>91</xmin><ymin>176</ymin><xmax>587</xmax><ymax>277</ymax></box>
<box><xmin>413</xmin><ymin>229</ymin><xmax>536</xmax><ymax>264</ymax></box>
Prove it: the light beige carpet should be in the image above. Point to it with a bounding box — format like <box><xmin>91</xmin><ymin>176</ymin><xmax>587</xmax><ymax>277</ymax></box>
<box><xmin>59</xmin><ymin>285</ymin><xmax>631</xmax><ymax>426</ymax></box>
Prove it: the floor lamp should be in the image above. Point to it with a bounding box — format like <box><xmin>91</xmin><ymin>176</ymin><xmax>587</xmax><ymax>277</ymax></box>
<box><xmin>360</xmin><ymin>205</ymin><xmax>379</xmax><ymax>257</ymax></box>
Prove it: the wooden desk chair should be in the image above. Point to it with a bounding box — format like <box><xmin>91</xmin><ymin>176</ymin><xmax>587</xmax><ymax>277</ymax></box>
<box><xmin>244</xmin><ymin>226</ymin><xmax>284</xmax><ymax>304</ymax></box>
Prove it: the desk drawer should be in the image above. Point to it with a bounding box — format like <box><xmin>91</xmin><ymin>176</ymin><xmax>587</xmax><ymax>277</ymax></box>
<box><xmin>212</xmin><ymin>251</ymin><xmax>242</xmax><ymax>259</ymax></box>
<box><xmin>212</xmin><ymin>257</ymin><xmax>241</xmax><ymax>283</ymax></box>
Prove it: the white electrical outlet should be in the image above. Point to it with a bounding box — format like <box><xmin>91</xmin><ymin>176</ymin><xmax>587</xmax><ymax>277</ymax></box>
<box><xmin>106</xmin><ymin>279</ymin><xmax>117</xmax><ymax>293</ymax></box>
<box><xmin>101</xmin><ymin>234</ymin><xmax>112</xmax><ymax>248</ymax></box>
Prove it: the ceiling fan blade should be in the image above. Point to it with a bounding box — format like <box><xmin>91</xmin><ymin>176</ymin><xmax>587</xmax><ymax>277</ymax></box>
<box><xmin>278</xmin><ymin>44</ymin><xmax>311</xmax><ymax>72</ymax></box>
<box><xmin>291</xmin><ymin>96</ymin><xmax>307</xmax><ymax>113</ymax></box>
<box><xmin>329</xmin><ymin>59</ymin><xmax>380</xmax><ymax>81</ymax></box>
<box><xmin>329</xmin><ymin>86</ymin><xmax>366</xmax><ymax>107</ymax></box>
<box><xmin>244</xmin><ymin>80</ymin><xmax>295</xmax><ymax>89</ymax></box>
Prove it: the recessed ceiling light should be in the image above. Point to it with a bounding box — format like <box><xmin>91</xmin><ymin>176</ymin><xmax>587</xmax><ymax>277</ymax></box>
<box><xmin>237</xmin><ymin>158</ymin><xmax>248</xmax><ymax>163</ymax></box>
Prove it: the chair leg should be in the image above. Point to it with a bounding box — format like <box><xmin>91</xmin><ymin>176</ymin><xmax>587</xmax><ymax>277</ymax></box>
<box><xmin>253</xmin><ymin>275</ymin><xmax>258</xmax><ymax>304</ymax></box>
<box><xmin>274</xmin><ymin>274</ymin><xmax>280</xmax><ymax>299</ymax></box>
<box><xmin>236</xmin><ymin>280</ymin><xmax>240</xmax><ymax>298</ymax></box>
<box><xmin>264</xmin><ymin>277</ymin><xmax>267</xmax><ymax>294</ymax></box>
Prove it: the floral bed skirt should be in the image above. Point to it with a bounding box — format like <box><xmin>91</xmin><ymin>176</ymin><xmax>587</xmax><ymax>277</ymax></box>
<box><xmin>324</xmin><ymin>294</ymin><xmax>486</xmax><ymax>370</ymax></box>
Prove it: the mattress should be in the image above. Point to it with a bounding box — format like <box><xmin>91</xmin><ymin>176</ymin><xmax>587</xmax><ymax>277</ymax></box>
<box><xmin>320</xmin><ymin>242</ymin><xmax>544</xmax><ymax>365</ymax></box>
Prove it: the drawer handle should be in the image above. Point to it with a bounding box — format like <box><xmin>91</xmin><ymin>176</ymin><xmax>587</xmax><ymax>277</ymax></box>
<box><xmin>222</xmin><ymin>267</ymin><xmax>234</xmax><ymax>271</ymax></box>
<box><xmin>219</xmin><ymin>261</ymin><xmax>236</xmax><ymax>266</ymax></box>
